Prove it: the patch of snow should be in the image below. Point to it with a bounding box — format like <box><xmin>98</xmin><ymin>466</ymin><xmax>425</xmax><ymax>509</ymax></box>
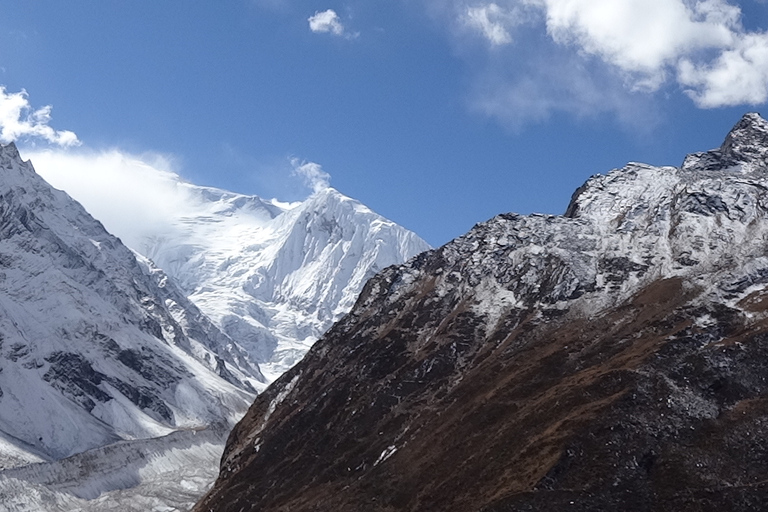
<box><xmin>374</xmin><ymin>445</ymin><xmax>397</xmax><ymax>466</ymax></box>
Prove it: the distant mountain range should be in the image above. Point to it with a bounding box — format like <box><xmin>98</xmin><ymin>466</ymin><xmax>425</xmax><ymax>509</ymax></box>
<box><xmin>197</xmin><ymin>113</ymin><xmax>768</xmax><ymax>512</ymax></box>
<box><xmin>37</xmin><ymin>158</ymin><xmax>430</xmax><ymax>383</ymax></box>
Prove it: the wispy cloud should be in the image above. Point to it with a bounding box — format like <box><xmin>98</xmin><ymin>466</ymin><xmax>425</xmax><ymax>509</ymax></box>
<box><xmin>0</xmin><ymin>87</ymin><xmax>80</xmax><ymax>147</ymax></box>
<box><xmin>468</xmin><ymin>46</ymin><xmax>659</xmax><ymax>130</ymax></box>
<box><xmin>464</xmin><ymin>4</ymin><xmax>514</xmax><ymax>46</ymax></box>
<box><xmin>28</xmin><ymin>149</ymin><xmax>191</xmax><ymax>252</ymax></box>
<box><xmin>461</xmin><ymin>2</ymin><xmax>539</xmax><ymax>46</ymax></box>
<box><xmin>290</xmin><ymin>158</ymin><xmax>331</xmax><ymax>193</ymax></box>
<box><xmin>308</xmin><ymin>9</ymin><xmax>358</xmax><ymax>38</ymax></box>
<box><xmin>26</xmin><ymin>148</ymin><xmax>335</xmax><ymax>254</ymax></box>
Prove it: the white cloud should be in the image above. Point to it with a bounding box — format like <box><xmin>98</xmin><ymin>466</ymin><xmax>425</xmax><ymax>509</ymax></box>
<box><xmin>540</xmin><ymin>0</ymin><xmax>741</xmax><ymax>90</ymax></box>
<box><xmin>0</xmin><ymin>87</ymin><xmax>80</xmax><ymax>147</ymax></box>
<box><xmin>679</xmin><ymin>31</ymin><xmax>768</xmax><ymax>107</ymax></box>
<box><xmin>308</xmin><ymin>9</ymin><xmax>348</xmax><ymax>37</ymax></box>
<box><xmin>290</xmin><ymin>158</ymin><xmax>331</xmax><ymax>193</ymax></box>
<box><xmin>536</xmin><ymin>0</ymin><xmax>768</xmax><ymax>105</ymax></box>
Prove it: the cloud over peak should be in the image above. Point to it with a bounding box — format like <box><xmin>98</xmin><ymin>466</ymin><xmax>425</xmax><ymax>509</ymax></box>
<box><xmin>291</xmin><ymin>158</ymin><xmax>331</xmax><ymax>193</ymax></box>
<box><xmin>464</xmin><ymin>4</ymin><xmax>514</xmax><ymax>46</ymax></box>
<box><xmin>0</xmin><ymin>87</ymin><xmax>80</xmax><ymax>147</ymax></box>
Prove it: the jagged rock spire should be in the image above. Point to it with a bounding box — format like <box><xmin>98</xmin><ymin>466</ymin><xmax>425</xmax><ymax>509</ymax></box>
<box><xmin>682</xmin><ymin>112</ymin><xmax>768</xmax><ymax>171</ymax></box>
<box><xmin>720</xmin><ymin>112</ymin><xmax>768</xmax><ymax>165</ymax></box>
<box><xmin>0</xmin><ymin>141</ymin><xmax>21</xmax><ymax>162</ymax></box>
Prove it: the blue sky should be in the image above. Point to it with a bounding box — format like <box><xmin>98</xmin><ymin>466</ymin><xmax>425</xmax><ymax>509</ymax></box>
<box><xmin>1</xmin><ymin>1</ymin><xmax>767</xmax><ymax>246</ymax></box>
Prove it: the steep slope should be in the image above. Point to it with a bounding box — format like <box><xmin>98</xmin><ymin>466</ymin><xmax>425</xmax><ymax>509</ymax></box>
<box><xmin>36</xmin><ymin>162</ymin><xmax>431</xmax><ymax>382</ymax></box>
<box><xmin>0</xmin><ymin>142</ymin><xmax>255</xmax><ymax>463</ymax></box>
<box><xmin>197</xmin><ymin>113</ymin><xmax>768</xmax><ymax>512</ymax></box>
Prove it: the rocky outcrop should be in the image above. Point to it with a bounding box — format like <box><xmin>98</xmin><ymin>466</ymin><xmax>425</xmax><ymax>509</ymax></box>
<box><xmin>196</xmin><ymin>113</ymin><xmax>768</xmax><ymax>511</ymax></box>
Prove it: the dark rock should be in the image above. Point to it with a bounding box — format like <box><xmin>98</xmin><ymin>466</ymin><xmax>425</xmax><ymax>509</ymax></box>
<box><xmin>116</xmin><ymin>348</ymin><xmax>183</xmax><ymax>387</ymax></box>
<box><xmin>104</xmin><ymin>377</ymin><xmax>174</xmax><ymax>423</ymax></box>
<box><xmin>44</xmin><ymin>352</ymin><xmax>111</xmax><ymax>412</ymax></box>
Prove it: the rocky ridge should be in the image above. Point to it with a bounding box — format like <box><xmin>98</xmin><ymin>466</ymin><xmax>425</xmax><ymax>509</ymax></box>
<box><xmin>196</xmin><ymin>113</ymin><xmax>768</xmax><ymax>511</ymax></box>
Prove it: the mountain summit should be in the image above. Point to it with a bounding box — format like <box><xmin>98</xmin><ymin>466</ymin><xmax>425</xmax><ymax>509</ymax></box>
<box><xmin>197</xmin><ymin>113</ymin><xmax>768</xmax><ymax>512</ymax></box>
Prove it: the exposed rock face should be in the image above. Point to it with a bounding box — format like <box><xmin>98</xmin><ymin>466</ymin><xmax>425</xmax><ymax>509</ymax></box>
<box><xmin>196</xmin><ymin>113</ymin><xmax>768</xmax><ymax>511</ymax></box>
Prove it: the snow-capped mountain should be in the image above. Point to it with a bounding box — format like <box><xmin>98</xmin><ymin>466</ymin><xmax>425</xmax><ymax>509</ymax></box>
<box><xmin>197</xmin><ymin>113</ymin><xmax>768</xmax><ymax>512</ymax></box>
<box><xmin>36</xmin><ymin>162</ymin><xmax>431</xmax><ymax>381</ymax></box>
<box><xmin>0</xmin><ymin>142</ymin><xmax>266</xmax><ymax>510</ymax></box>
<box><xmin>0</xmin><ymin>143</ymin><xmax>429</xmax><ymax>511</ymax></box>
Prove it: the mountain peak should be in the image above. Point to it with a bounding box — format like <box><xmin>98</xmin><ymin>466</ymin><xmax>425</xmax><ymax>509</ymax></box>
<box><xmin>307</xmin><ymin>185</ymin><xmax>348</xmax><ymax>203</ymax></box>
<box><xmin>0</xmin><ymin>141</ymin><xmax>19</xmax><ymax>156</ymax></box>
<box><xmin>720</xmin><ymin>111</ymin><xmax>768</xmax><ymax>164</ymax></box>
<box><xmin>567</xmin><ymin>113</ymin><xmax>768</xmax><ymax>219</ymax></box>
<box><xmin>0</xmin><ymin>142</ymin><xmax>24</xmax><ymax>165</ymax></box>
<box><xmin>195</xmin><ymin>112</ymin><xmax>768</xmax><ymax>512</ymax></box>
<box><xmin>682</xmin><ymin>112</ymin><xmax>768</xmax><ymax>171</ymax></box>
